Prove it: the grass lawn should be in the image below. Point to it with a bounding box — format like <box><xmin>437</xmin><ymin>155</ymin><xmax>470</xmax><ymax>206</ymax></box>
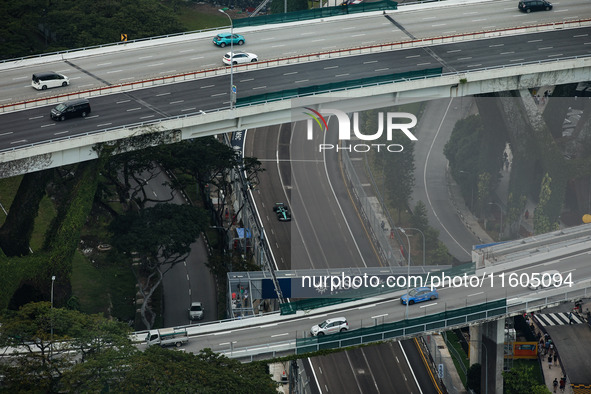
<box><xmin>510</xmin><ymin>358</ymin><xmax>545</xmax><ymax>384</ymax></box>
<box><xmin>71</xmin><ymin>249</ymin><xmax>136</xmax><ymax>322</ymax></box>
<box><xmin>71</xmin><ymin>251</ymin><xmax>110</xmax><ymax>315</ymax></box>
<box><xmin>176</xmin><ymin>3</ymin><xmax>233</xmax><ymax>31</ymax></box>
<box><xmin>0</xmin><ymin>176</ymin><xmax>21</xmax><ymax>226</ymax></box>
<box><xmin>445</xmin><ymin>330</ymin><xmax>470</xmax><ymax>387</ymax></box>
<box><xmin>0</xmin><ymin>176</ymin><xmax>56</xmax><ymax>251</ymax></box>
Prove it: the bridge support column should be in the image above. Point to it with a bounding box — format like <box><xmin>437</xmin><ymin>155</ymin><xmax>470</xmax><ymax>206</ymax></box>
<box><xmin>480</xmin><ymin>318</ymin><xmax>505</xmax><ymax>394</ymax></box>
<box><xmin>469</xmin><ymin>325</ymin><xmax>481</xmax><ymax>365</ymax></box>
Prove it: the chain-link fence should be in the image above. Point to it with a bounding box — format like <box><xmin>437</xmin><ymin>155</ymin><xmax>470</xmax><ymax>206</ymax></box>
<box><xmin>424</xmin><ymin>333</ymin><xmax>468</xmax><ymax>394</ymax></box>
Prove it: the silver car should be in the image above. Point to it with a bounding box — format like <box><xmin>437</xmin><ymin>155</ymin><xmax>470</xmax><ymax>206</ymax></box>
<box><xmin>188</xmin><ymin>301</ymin><xmax>204</xmax><ymax>320</ymax></box>
<box><xmin>310</xmin><ymin>317</ymin><xmax>349</xmax><ymax>336</ymax></box>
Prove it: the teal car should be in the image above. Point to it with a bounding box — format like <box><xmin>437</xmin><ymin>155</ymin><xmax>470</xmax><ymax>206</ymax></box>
<box><xmin>213</xmin><ymin>33</ymin><xmax>245</xmax><ymax>48</ymax></box>
<box><xmin>273</xmin><ymin>203</ymin><xmax>292</xmax><ymax>222</ymax></box>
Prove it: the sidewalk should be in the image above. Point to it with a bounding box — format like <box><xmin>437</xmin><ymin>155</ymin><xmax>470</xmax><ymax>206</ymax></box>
<box><xmin>531</xmin><ymin>317</ymin><xmax>575</xmax><ymax>394</ymax></box>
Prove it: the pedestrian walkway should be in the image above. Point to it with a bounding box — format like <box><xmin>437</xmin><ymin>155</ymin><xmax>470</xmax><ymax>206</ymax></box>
<box><xmin>535</xmin><ymin>312</ymin><xmax>585</xmax><ymax>327</ymax></box>
<box><xmin>531</xmin><ymin>318</ymin><xmax>575</xmax><ymax>394</ymax></box>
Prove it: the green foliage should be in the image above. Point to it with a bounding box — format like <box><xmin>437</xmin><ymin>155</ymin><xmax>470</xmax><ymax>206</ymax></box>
<box><xmin>533</xmin><ymin>173</ymin><xmax>558</xmax><ymax>234</ymax></box>
<box><xmin>112</xmin><ymin>347</ymin><xmax>277</xmax><ymax>393</ymax></box>
<box><xmin>1</xmin><ymin>302</ymin><xmax>276</xmax><ymax>392</ymax></box>
<box><xmin>1</xmin><ymin>0</ymin><xmax>185</xmax><ymax>59</ymax></box>
<box><xmin>110</xmin><ymin>203</ymin><xmax>209</xmax><ymax>328</ymax></box>
<box><xmin>444</xmin><ymin>115</ymin><xmax>505</xmax><ymax>215</ymax></box>
<box><xmin>502</xmin><ymin>364</ymin><xmax>551</xmax><ymax>394</ymax></box>
<box><xmin>271</xmin><ymin>0</ymin><xmax>310</xmax><ymax>13</ymax></box>
<box><xmin>0</xmin><ymin>302</ymin><xmax>133</xmax><ymax>392</ymax></box>
<box><xmin>0</xmin><ymin>160</ymin><xmax>105</xmax><ymax>310</ymax></box>
<box><xmin>505</xmin><ymin>192</ymin><xmax>527</xmax><ymax>237</ymax></box>
<box><xmin>110</xmin><ymin>203</ymin><xmax>208</xmax><ymax>265</ymax></box>
<box><xmin>477</xmin><ymin>172</ymin><xmax>491</xmax><ymax>216</ymax></box>
<box><xmin>410</xmin><ymin>200</ymin><xmax>429</xmax><ymax>230</ymax></box>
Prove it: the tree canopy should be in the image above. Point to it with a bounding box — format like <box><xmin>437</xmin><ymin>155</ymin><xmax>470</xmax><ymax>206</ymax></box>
<box><xmin>1</xmin><ymin>0</ymin><xmax>184</xmax><ymax>60</ymax></box>
<box><xmin>0</xmin><ymin>302</ymin><xmax>277</xmax><ymax>393</ymax></box>
<box><xmin>110</xmin><ymin>203</ymin><xmax>209</xmax><ymax>329</ymax></box>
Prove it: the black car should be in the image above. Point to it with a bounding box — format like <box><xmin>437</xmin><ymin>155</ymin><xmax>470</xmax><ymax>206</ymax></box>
<box><xmin>50</xmin><ymin>99</ymin><xmax>91</xmax><ymax>121</ymax></box>
<box><xmin>518</xmin><ymin>0</ymin><xmax>552</xmax><ymax>13</ymax></box>
<box><xmin>273</xmin><ymin>202</ymin><xmax>292</xmax><ymax>222</ymax></box>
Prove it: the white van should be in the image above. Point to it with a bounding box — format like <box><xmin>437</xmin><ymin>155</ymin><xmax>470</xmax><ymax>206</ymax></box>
<box><xmin>528</xmin><ymin>270</ymin><xmax>561</xmax><ymax>290</ymax></box>
<box><xmin>31</xmin><ymin>72</ymin><xmax>69</xmax><ymax>90</ymax></box>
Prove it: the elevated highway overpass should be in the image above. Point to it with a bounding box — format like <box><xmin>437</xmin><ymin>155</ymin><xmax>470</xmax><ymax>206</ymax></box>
<box><xmin>129</xmin><ymin>224</ymin><xmax>591</xmax><ymax>361</ymax></box>
<box><xmin>0</xmin><ymin>0</ymin><xmax>590</xmax><ymax>177</ymax></box>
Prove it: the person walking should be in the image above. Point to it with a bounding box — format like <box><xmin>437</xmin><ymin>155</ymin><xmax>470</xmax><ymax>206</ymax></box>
<box><xmin>560</xmin><ymin>377</ymin><xmax>566</xmax><ymax>392</ymax></box>
<box><xmin>548</xmin><ymin>355</ymin><xmax>553</xmax><ymax>369</ymax></box>
<box><xmin>554</xmin><ymin>354</ymin><xmax>558</xmax><ymax>366</ymax></box>
<box><xmin>553</xmin><ymin>378</ymin><xmax>558</xmax><ymax>393</ymax></box>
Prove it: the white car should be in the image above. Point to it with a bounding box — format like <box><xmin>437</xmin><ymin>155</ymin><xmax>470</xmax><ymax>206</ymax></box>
<box><xmin>310</xmin><ymin>317</ymin><xmax>349</xmax><ymax>336</ymax></box>
<box><xmin>188</xmin><ymin>301</ymin><xmax>204</xmax><ymax>320</ymax></box>
<box><xmin>223</xmin><ymin>51</ymin><xmax>258</xmax><ymax>65</ymax></box>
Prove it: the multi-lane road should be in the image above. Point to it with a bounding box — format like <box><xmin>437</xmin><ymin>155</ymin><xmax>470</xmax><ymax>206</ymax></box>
<box><xmin>1</xmin><ymin>0</ymin><xmax>591</xmax><ymax>152</ymax></box>
<box><xmin>3</xmin><ymin>1</ymin><xmax>591</xmax><ymax>392</ymax></box>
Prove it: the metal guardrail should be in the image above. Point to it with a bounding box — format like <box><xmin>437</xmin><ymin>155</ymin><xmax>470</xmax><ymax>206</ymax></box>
<box><xmin>216</xmin><ymin>283</ymin><xmax>591</xmax><ymax>361</ymax></box>
<box><xmin>0</xmin><ymin>26</ymin><xmax>224</xmax><ymax>65</ymax></box>
<box><xmin>2</xmin><ymin>18</ymin><xmax>590</xmax><ymax>115</ymax></box>
<box><xmin>2</xmin><ymin>52</ymin><xmax>589</xmax><ymax>159</ymax></box>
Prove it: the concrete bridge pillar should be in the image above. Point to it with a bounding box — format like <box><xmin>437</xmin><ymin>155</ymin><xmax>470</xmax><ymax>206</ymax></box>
<box><xmin>480</xmin><ymin>318</ymin><xmax>505</xmax><ymax>394</ymax></box>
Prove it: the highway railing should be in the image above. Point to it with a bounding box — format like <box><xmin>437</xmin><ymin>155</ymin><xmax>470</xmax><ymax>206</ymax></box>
<box><xmin>2</xmin><ymin>18</ymin><xmax>590</xmax><ymax>114</ymax></box>
<box><xmin>218</xmin><ymin>282</ymin><xmax>591</xmax><ymax>361</ymax></box>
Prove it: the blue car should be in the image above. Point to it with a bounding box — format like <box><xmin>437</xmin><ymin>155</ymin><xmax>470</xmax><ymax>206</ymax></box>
<box><xmin>400</xmin><ymin>287</ymin><xmax>439</xmax><ymax>305</ymax></box>
<box><xmin>213</xmin><ymin>33</ymin><xmax>245</xmax><ymax>48</ymax></box>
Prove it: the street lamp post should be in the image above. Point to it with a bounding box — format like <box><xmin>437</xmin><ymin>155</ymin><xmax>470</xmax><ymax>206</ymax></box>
<box><xmin>488</xmin><ymin>202</ymin><xmax>503</xmax><ymax>239</ymax></box>
<box><xmin>399</xmin><ymin>228</ymin><xmax>411</xmax><ymax>320</ymax></box>
<box><xmin>405</xmin><ymin>227</ymin><xmax>425</xmax><ymax>266</ymax></box>
<box><xmin>50</xmin><ymin>275</ymin><xmax>55</xmax><ymax>360</ymax></box>
<box><xmin>219</xmin><ymin>9</ymin><xmax>235</xmax><ymax>109</ymax></box>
